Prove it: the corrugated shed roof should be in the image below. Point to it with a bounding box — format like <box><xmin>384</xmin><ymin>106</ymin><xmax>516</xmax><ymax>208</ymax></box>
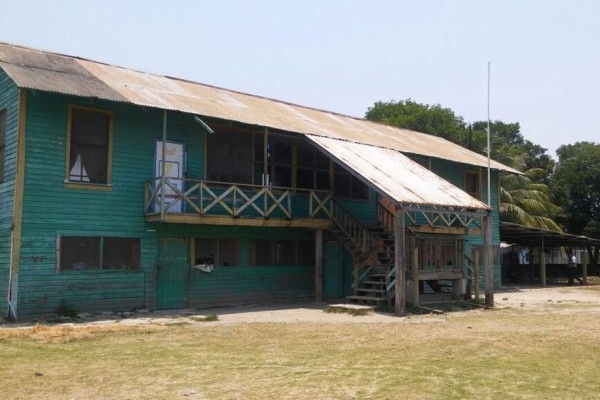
<box><xmin>307</xmin><ymin>135</ymin><xmax>491</xmax><ymax>210</ymax></box>
<box><xmin>0</xmin><ymin>42</ymin><xmax>520</xmax><ymax>174</ymax></box>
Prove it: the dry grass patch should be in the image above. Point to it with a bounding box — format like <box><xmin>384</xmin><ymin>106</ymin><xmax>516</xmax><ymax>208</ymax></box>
<box><xmin>2</xmin><ymin>304</ymin><xmax>600</xmax><ymax>399</ymax></box>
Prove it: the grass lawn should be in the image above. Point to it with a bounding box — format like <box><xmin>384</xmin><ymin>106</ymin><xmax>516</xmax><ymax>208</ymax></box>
<box><xmin>1</xmin><ymin>305</ymin><xmax>600</xmax><ymax>399</ymax></box>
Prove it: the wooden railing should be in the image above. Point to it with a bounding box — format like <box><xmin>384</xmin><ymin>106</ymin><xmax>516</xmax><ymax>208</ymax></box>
<box><xmin>144</xmin><ymin>177</ymin><xmax>333</xmax><ymax>220</ymax></box>
<box><xmin>377</xmin><ymin>200</ymin><xmax>483</xmax><ymax>231</ymax></box>
<box><xmin>331</xmin><ymin>201</ymin><xmax>375</xmax><ymax>256</ymax></box>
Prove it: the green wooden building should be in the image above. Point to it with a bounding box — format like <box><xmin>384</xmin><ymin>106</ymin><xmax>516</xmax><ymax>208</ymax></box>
<box><xmin>0</xmin><ymin>42</ymin><xmax>519</xmax><ymax>320</ymax></box>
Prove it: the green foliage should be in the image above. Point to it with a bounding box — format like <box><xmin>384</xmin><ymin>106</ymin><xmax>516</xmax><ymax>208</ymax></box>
<box><xmin>551</xmin><ymin>141</ymin><xmax>600</xmax><ymax>235</ymax></box>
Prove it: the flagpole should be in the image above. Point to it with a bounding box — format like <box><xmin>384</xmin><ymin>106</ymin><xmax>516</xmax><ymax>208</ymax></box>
<box><xmin>487</xmin><ymin>61</ymin><xmax>491</xmax><ymax>206</ymax></box>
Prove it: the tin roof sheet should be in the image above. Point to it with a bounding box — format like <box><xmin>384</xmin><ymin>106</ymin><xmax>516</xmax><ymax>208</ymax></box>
<box><xmin>307</xmin><ymin>135</ymin><xmax>491</xmax><ymax>210</ymax></box>
<box><xmin>0</xmin><ymin>42</ymin><xmax>520</xmax><ymax>174</ymax></box>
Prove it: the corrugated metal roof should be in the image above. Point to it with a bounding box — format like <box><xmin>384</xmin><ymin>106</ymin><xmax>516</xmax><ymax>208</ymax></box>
<box><xmin>0</xmin><ymin>42</ymin><xmax>520</xmax><ymax>174</ymax></box>
<box><xmin>307</xmin><ymin>135</ymin><xmax>491</xmax><ymax>210</ymax></box>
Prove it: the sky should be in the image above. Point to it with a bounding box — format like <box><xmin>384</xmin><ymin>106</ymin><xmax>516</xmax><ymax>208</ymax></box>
<box><xmin>1</xmin><ymin>0</ymin><xmax>598</xmax><ymax>158</ymax></box>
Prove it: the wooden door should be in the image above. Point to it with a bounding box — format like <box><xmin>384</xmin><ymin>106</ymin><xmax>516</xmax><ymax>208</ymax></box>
<box><xmin>157</xmin><ymin>238</ymin><xmax>189</xmax><ymax>309</ymax></box>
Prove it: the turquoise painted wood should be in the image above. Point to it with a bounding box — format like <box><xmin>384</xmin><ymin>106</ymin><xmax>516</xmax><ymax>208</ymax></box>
<box><xmin>4</xmin><ymin>86</ymin><xmax>506</xmax><ymax>319</ymax></box>
<box><xmin>0</xmin><ymin>70</ymin><xmax>19</xmax><ymax>317</ymax></box>
<box><xmin>324</xmin><ymin>241</ymin><xmax>343</xmax><ymax>298</ymax></box>
<box><xmin>157</xmin><ymin>238</ymin><xmax>188</xmax><ymax>309</ymax></box>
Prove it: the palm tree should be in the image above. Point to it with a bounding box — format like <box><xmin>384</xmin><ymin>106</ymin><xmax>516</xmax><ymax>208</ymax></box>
<box><xmin>499</xmin><ymin>168</ymin><xmax>562</xmax><ymax>231</ymax></box>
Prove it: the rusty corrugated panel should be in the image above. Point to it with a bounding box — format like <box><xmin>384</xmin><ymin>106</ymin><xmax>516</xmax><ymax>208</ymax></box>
<box><xmin>307</xmin><ymin>135</ymin><xmax>491</xmax><ymax>210</ymax></box>
<box><xmin>0</xmin><ymin>42</ymin><xmax>520</xmax><ymax>174</ymax></box>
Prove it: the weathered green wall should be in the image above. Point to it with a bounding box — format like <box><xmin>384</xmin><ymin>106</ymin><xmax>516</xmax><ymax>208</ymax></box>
<box><xmin>0</xmin><ymin>70</ymin><xmax>19</xmax><ymax>317</ymax></box>
<box><xmin>16</xmin><ymin>91</ymin><xmax>321</xmax><ymax>318</ymax></box>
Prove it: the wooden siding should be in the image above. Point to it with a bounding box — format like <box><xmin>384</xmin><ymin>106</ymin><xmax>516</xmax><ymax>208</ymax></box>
<box><xmin>16</xmin><ymin>90</ymin><xmax>320</xmax><ymax>318</ymax></box>
<box><xmin>0</xmin><ymin>70</ymin><xmax>19</xmax><ymax>317</ymax></box>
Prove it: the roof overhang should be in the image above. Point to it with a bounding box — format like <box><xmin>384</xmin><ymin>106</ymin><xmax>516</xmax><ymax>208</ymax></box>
<box><xmin>500</xmin><ymin>222</ymin><xmax>600</xmax><ymax>248</ymax></box>
<box><xmin>306</xmin><ymin>134</ymin><xmax>491</xmax><ymax>212</ymax></box>
<box><xmin>0</xmin><ymin>41</ymin><xmax>520</xmax><ymax>174</ymax></box>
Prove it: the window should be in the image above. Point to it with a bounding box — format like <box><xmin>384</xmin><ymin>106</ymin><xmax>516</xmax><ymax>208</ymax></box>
<box><xmin>465</xmin><ymin>170</ymin><xmax>480</xmax><ymax>199</ymax></box>
<box><xmin>254</xmin><ymin>135</ymin><xmax>294</xmax><ymax>187</ymax></box>
<box><xmin>59</xmin><ymin>236</ymin><xmax>140</xmax><ymax>271</ymax></box>
<box><xmin>194</xmin><ymin>238</ymin><xmax>240</xmax><ymax>267</ymax></box>
<box><xmin>0</xmin><ymin>109</ymin><xmax>5</xmax><ymax>182</ymax></box>
<box><xmin>298</xmin><ymin>240</ymin><xmax>315</xmax><ymax>266</ymax></box>
<box><xmin>334</xmin><ymin>163</ymin><xmax>369</xmax><ymax>200</ymax></box>
<box><xmin>249</xmin><ymin>239</ymin><xmax>273</xmax><ymax>266</ymax></box>
<box><xmin>67</xmin><ymin>106</ymin><xmax>112</xmax><ymax>184</ymax></box>
<box><xmin>296</xmin><ymin>141</ymin><xmax>330</xmax><ymax>191</ymax></box>
<box><xmin>207</xmin><ymin>130</ymin><xmax>254</xmax><ymax>184</ymax></box>
<box><xmin>274</xmin><ymin>240</ymin><xmax>296</xmax><ymax>265</ymax></box>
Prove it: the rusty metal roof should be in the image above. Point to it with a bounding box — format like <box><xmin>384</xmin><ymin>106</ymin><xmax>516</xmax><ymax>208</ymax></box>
<box><xmin>307</xmin><ymin>135</ymin><xmax>491</xmax><ymax>210</ymax></box>
<box><xmin>0</xmin><ymin>42</ymin><xmax>520</xmax><ymax>173</ymax></box>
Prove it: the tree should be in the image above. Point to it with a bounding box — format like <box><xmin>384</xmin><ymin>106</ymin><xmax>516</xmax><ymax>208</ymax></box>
<box><xmin>365</xmin><ymin>99</ymin><xmax>469</xmax><ymax>145</ymax></box>
<box><xmin>500</xmin><ymin>169</ymin><xmax>561</xmax><ymax>230</ymax></box>
<box><xmin>366</xmin><ymin>99</ymin><xmax>561</xmax><ymax>230</ymax></box>
<box><xmin>551</xmin><ymin>142</ymin><xmax>600</xmax><ymax>236</ymax></box>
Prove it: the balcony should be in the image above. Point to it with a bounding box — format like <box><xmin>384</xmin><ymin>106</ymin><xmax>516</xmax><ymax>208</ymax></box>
<box><xmin>144</xmin><ymin>177</ymin><xmax>334</xmax><ymax>229</ymax></box>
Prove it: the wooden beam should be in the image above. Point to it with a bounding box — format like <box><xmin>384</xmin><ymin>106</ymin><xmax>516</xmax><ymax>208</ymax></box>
<box><xmin>411</xmin><ymin>237</ymin><xmax>419</xmax><ymax>307</ymax></box>
<box><xmin>483</xmin><ymin>213</ymin><xmax>494</xmax><ymax>307</ymax></box>
<box><xmin>145</xmin><ymin>213</ymin><xmax>332</xmax><ymax>229</ymax></box>
<box><xmin>394</xmin><ymin>207</ymin><xmax>406</xmax><ymax>316</ymax></box>
<box><xmin>473</xmin><ymin>247</ymin><xmax>480</xmax><ymax>302</ymax></box>
<box><xmin>418</xmin><ymin>271</ymin><xmax>463</xmax><ymax>280</ymax></box>
<box><xmin>409</xmin><ymin>226</ymin><xmax>482</xmax><ymax>236</ymax></box>
<box><xmin>315</xmin><ymin>229</ymin><xmax>323</xmax><ymax>302</ymax></box>
<box><xmin>8</xmin><ymin>89</ymin><xmax>28</xmax><ymax>320</ymax></box>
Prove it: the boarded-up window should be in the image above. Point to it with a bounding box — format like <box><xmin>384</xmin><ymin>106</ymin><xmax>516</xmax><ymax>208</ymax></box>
<box><xmin>59</xmin><ymin>236</ymin><xmax>140</xmax><ymax>271</ymax></box>
<box><xmin>334</xmin><ymin>163</ymin><xmax>369</xmax><ymax>200</ymax></box>
<box><xmin>0</xmin><ymin>109</ymin><xmax>5</xmax><ymax>182</ymax></box>
<box><xmin>68</xmin><ymin>107</ymin><xmax>111</xmax><ymax>184</ymax></box>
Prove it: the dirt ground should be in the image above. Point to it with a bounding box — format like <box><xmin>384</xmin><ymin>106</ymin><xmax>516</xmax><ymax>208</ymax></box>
<box><xmin>5</xmin><ymin>283</ymin><xmax>599</xmax><ymax>328</ymax></box>
<box><xmin>101</xmin><ymin>283</ymin><xmax>600</xmax><ymax>327</ymax></box>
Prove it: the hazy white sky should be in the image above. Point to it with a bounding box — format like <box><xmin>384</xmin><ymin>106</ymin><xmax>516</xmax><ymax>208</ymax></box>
<box><xmin>1</xmin><ymin>0</ymin><xmax>598</xmax><ymax>157</ymax></box>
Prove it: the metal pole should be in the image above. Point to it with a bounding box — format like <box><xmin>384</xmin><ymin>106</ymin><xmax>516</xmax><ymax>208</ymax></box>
<box><xmin>484</xmin><ymin>213</ymin><xmax>494</xmax><ymax>307</ymax></box>
<box><xmin>160</xmin><ymin>110</ymin><xmax>167</xmax><ymax>222</ymax></box>
<box><xmin>487</xmin><ymin>61</ymin><xmax>491</xmax><ymax>206</ymax></box>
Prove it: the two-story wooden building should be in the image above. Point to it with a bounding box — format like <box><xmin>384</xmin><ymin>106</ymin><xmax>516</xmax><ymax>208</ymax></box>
<box><xmin>0</xmin><ymin>42</ymin><xmax>519</xmax><ymax>320</ymax></box>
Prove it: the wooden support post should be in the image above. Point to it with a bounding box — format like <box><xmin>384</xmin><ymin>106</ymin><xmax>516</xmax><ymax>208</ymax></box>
<box><xmin>394</xmin><ymin>207</ymin><xmax>406</xmax><ymax>316</ymax></box>
<box><xmin>353</xmin><ymin>259</ymin><xmax>359</xmax><ymax>295</ymax></box>
<box><xmin>473</xmin><ymin>247</ymin><xmax>480</xmax><ymax>302</ymax></box>
<box><xmin>483</xmin><ymin>213</ymin><xmax>494</xmax><ymax>307</ymax></box>
<box><xmin>583</xmin><ymin>250</ymin><xmax>588</xmax><ymax>285</ymax></box>
<box><xmin>540</xmin><ymin>250</ymin><xmax>546</xmax><ymax>287</ymax></box>
<box><xmin>411</xmin><ymin>237</ymin><xmax>419</xmax><ymax>307</ymax></box>
<box><xmin>315</xmin><ymin>229</ymin><xmax>323</xmax><ymax>302</ymax></box>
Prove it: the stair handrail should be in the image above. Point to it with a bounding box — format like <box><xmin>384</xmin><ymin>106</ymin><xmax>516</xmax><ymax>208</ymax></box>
<box><xmin>331</xmin><ymin>200</ymin><xmax>376</xmax><ymax>257</ymax></box>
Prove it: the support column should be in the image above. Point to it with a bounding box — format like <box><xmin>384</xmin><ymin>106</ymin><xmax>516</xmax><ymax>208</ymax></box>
<box><xmin>315</xmin><ymin>229</ymin><xmax>323</xmax><ymax>302</ymax></box>
<box><xmin>483</xmin><ymin>213</ymin><xmax>494</xmax><ymax>307</ymax></box>
<box><xmin>473</xmin><ymin>247</ymin><xmax>480</xmax><ymax>302</ymax></box>
<box><xmin>411</xmin><ymin>237</ymin><xmax>419</xmax><ymax>307</ymax></box>
<box><xmin>353</xmin><ymin>259</ymin><xmax>359</xmax><ymax>295</ymax></box>
<box><xmin>583</xmin><ymin>250</ymin><xmax>588</xmax><ymax>285</ymax></box>
<box><xmin>540</xmin><ymin>251</ymin><xmax>546</xmax><ymax>287</ymax></box>
<box><xmin>394</xmin><ymin>207</ymin><xmax>406</xmax><ymax>316</ymax></box>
